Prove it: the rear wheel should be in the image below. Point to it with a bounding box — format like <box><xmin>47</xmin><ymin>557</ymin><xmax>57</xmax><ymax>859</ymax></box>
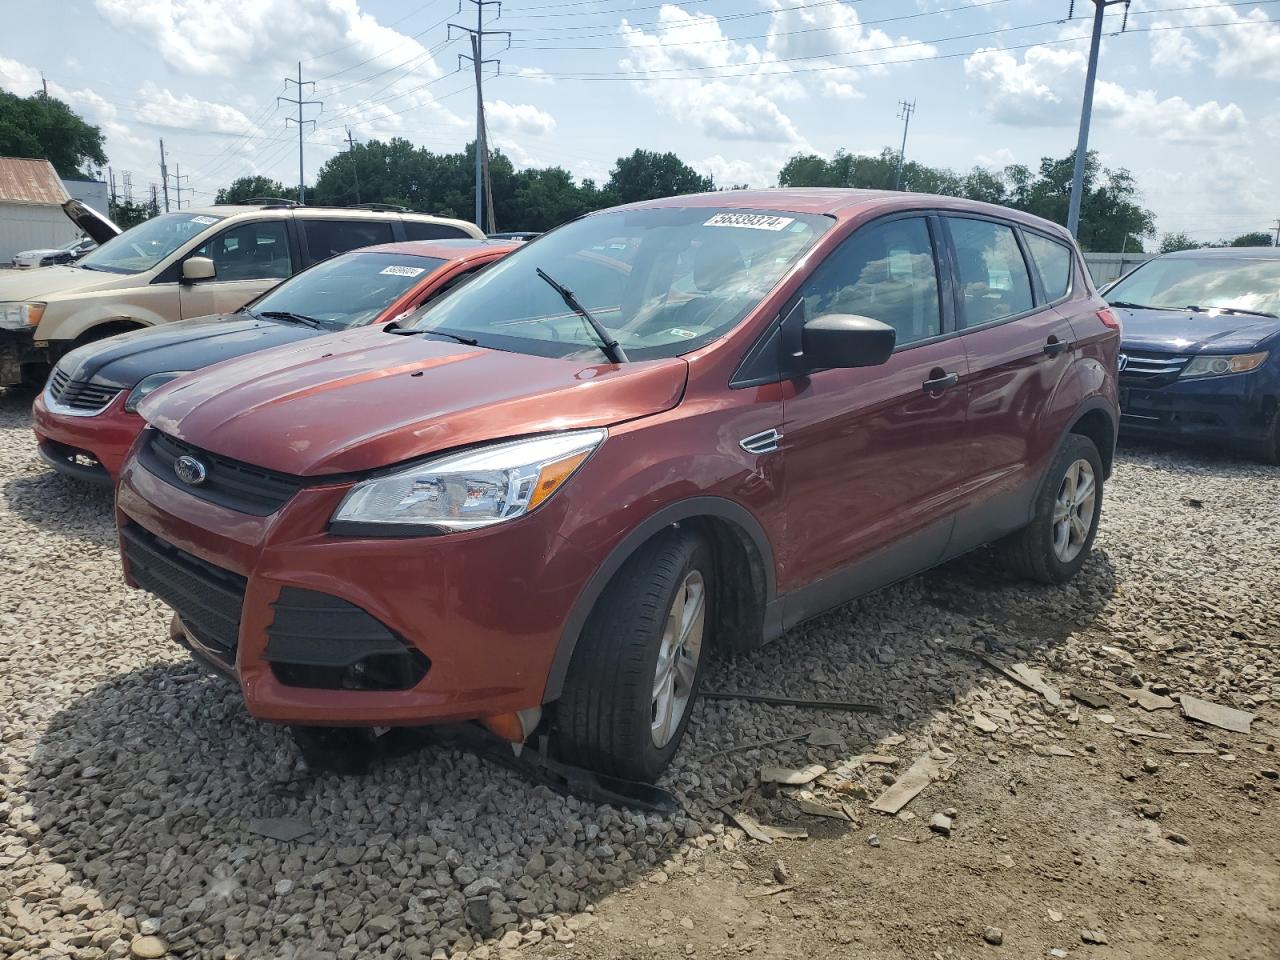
<box><xmin>1000</xmin><ymin>434</ymin><xmax>1104</xmax><ymax>584</ymax></box>
<box><xmin>554</xmin><ymin>528</ymin><xmax>712</xmax><ymax>782</ymax></box>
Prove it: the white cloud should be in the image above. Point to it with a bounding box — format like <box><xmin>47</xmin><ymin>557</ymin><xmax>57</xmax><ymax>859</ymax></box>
<box><xmin>963</xmin><ymin>45</ymin><xmax>1247</xmax><ymax>144</ymax></box>
<box><xmin>485</xmin><ymin>100</ymin><xmax>556</xmax><ymax>138</ymax></box>
<box><xmin>512</xmin><ymin>66</ymin><xmax>554</xmax><ymax>85</ymax></box>
<box><xmin>0</xmin><ymin>56</ymin><xmax>145</xmax><ymax>154</ymax></box>
<box><xmin>700</xmin><ymin>153</ymin><xmax>784</xmax><ymax>188</ymax></box>
<box><xmin>134</xmin><ymin>84</ymin><xmax>259</xmax><ymax>135</ymax></box>
<box><xmin>1141</xmin><ymin>0</ymin><xmax>1280</xmax><ymax>82</ymax></box>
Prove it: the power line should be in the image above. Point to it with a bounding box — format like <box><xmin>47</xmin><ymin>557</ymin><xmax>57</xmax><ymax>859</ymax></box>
<box><xmin>279</xmin><ymin>63</ymin><xmax>323</xmax><ymax>205</ymax></box>
<box><xmin>304</xmin><ymin>1</ymin><xmax>442</xmax><ymax>63</ymax></box>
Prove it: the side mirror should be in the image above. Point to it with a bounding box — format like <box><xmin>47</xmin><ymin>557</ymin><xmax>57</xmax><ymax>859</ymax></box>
<box><xmin>182</xmin><ymin>256</ymin><xmax>216</xmax><ymax>282</ymax></box>
<box><xmin>802</xmin><ymin>314</ymin><xmax>896</xmax><ymax>370</ymax></box>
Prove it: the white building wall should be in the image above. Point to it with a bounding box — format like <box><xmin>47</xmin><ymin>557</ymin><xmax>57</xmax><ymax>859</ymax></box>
<box><xmin>0</xmin><ymin>202</ymin><xmax>78</xmax><ymax>264</ymax></box>
<box><xmin>62</xmin><ymin>178</ymin><xmax>109</xmax><ymax>216</ymax></box>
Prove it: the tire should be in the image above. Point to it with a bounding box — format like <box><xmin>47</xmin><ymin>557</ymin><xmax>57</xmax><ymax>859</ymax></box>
<box><xmin>554</xmin><ymin>528</ymin><xmax>713</xmax><ymax>782</ymax></box>
<box><xmin>1000</xmin><ymin>433</ymin><xmax>1104</xmax><ymax>584</ymax></box>
<box><xmin>1259</xmin><ymin>409</ymin><xmax>1280</xmax><ymax>466</ymax></box>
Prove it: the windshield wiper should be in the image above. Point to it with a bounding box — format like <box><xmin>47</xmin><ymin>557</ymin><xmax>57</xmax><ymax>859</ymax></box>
<box><xmin>535</xmin><ymin>267</ymin><xmax>628</xmax><ymax>364</ymax></box>
<box><xmin>259</xmin><ymin>310</ymin><xmax>323</xmax><ymax>329</ymax></box>
<box><xmin>1188</xmin><ymin>304</ymin><xmax>1278</xmax><ymax>320</ymax></box>
<box><xmin>1107</xmin><ymin>300</ymin><xmax>1152</xmax><ymax>310</ymax></box>
<box><xmin>419</xmin><ymin>330</ymin><xmax>480</xmax><ymax>346</ymax></box>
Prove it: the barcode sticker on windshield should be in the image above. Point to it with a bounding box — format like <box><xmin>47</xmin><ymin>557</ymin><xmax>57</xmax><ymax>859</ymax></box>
<box><xmin>380</xmin><ymin>265</ymin><xmax>426</xmax><ymax>277</ymax></box>
<box><xmin>703</xmin><ymin>213</ymin><xmax>795</xmax><ymax>231</ymax></box>
<box><xmin>190</xmin><ymin>216</ymin><xmax>218</xmax><ymax>225</ymax></box>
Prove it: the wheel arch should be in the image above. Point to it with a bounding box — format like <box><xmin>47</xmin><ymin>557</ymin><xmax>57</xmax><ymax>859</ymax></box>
<box><xmin>542</xmin><ymin>496</ymin><xmax>777</xmax><ymax>703</ymax></box>
<box><xmin>1067</xmin><ymin>400</ymin><xmax>1117</xmax><ymax>479</ymax></box>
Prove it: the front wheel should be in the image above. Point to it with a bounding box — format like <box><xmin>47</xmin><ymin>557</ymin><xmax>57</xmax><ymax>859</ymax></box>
<box><xmin>1000</xmin><ymin>433</ymin><xmax>1104</xmax><ymax>584</ymax></box>
<box><xmin>554</xmin><ymin>528</ymin><xmax>713</xmax><ymax>782</ymax></box>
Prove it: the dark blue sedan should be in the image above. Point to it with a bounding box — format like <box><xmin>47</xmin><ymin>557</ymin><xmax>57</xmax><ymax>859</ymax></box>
<box><xmin>1106</xmin><ymin>246</ymin><xmax>1280</xmax><ymax>463</ymax></box>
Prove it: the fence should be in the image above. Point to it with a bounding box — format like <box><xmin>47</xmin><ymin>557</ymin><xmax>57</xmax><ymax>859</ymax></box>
<box><xmin>1082</xmin><ymin>252</ymin><xmax>1152</xmax><ymax>287</ymax></box>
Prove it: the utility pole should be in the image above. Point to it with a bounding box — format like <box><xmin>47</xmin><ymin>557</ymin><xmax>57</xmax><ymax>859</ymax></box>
<box><xmin>450</xmin><ymin>0</ymin><xmax>509</xmax><ymax>230</ymax></box>
<box><xmin>1066</xmin><ymin>0</ymin><xmax>1131</xmax><ymax>238</ymax></box>
<box><xmin>108</xmin><ymin>167</ymin><xmax>116</xmax><ymax>206</ymax></box>
<box><xmin>345</xmin><ymin>127</ymin><xmax>361</xmax><ymax>205</ymax></box>
<box><xmin>279</xmin><ymin>63</ymin><xmax>322</xmax><ymax>205</ymax></box>
<box><xmin>159</xmin><ymin>139</ymin><xmax>170</xmax><ymax>212</ymax></box>
<box><xmin>893</xmin><ymin>99</ymin><xmax>915</xmax><ymax>192</ymax></box>
<box><xmin>40</xmin><ymin>73</ymin><xmax>48</xmax><ymax>98</ymax></box>
<box><xmin>167</xmin><ymin>163</ymin><xmax>189</xmax><ymax>210</ymax></box>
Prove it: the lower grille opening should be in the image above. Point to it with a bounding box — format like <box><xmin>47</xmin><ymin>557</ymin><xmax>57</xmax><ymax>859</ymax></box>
<box><xmin>39</xmin><ymin>438</ymin><xmax>107</xmax><ymax>474</ymax></box>
<box><xmin>266</xmin><ymin>587</ymin><xmax>430</xmax><ymax>691</ymax></box>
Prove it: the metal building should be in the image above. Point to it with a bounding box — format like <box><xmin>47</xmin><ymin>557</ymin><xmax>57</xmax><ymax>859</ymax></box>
<box><xmin>0</xmin><ymin>158</ymin><xmax>79</xmax><ymax>264</ymax></box>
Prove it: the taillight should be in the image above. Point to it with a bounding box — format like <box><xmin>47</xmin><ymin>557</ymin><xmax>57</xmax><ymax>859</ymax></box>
<box><xmin>1097</xmin><ymin>307</ymin><xmax>1120</xmax><ymax>331</ymax></box>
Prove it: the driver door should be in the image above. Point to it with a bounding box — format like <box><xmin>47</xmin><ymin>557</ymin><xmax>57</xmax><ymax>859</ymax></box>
<box><xmin>779</xmin><ymin>214</ymin><xmax>970</xmax><ymax>623</ymax></box>
<box><xmin>179</xmin><ymin>219</ymin><xmax>294</xmax><ymax>319</ymax></box>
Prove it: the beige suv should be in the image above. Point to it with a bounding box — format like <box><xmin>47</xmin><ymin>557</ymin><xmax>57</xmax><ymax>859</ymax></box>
<box><xmin>0</xmin><ymin>201</ymin><xmax>483</xmax><ymax>387</ymax></box>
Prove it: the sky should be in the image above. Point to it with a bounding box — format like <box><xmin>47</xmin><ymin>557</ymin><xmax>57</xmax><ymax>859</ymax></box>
<box><xmin>2</xmin><ymin>0</ymin><xmax>1277</xmax><ymax>246</ymax></box>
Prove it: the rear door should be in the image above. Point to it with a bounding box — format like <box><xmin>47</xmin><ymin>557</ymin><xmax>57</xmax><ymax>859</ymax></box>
<box><xmin>178</xmin><ymin>219</ymin><xmax>294</xmax><ymax>319</ymax></box>
<box><xmin>778</xmin><ymin>213</ymin><xmax>969</xmax><ymax>623</ymax></box>
<box><xmin>945</xmin><ymin>216</ymin><xmax>1079</xmax><ymax>550</ymax></box>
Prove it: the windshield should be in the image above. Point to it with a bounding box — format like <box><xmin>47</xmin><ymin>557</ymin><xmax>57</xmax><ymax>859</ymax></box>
<box><xmin>250</xmin><ymin>251</ymin><xmax>446</xmax><ymax>330</ymax></box>
<box><xmin>402</xmin><ymin>207</ymin><xmax>830</xmax><ymax>361</ymax></box>
<box><xmin>79</xmin><ymin>212</ymin><xmax>225</xmax><ymax>274</ymax></box>
<box><xmin>1107</xmin><ymin>256</ymin><xmax>1280</xmax><ymax>317</ymax></box>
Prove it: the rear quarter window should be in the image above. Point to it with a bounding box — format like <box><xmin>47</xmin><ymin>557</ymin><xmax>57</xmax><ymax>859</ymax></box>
<box><xmin>403</xmin><ymin>221</ymin><xmax>473</xmax><ymax>241</ymax></box>
<box><xmin>1024</xmin><ymin>232</ymin><xmax>1074</xmax><ymax>301</ymax></box>
<box><xmin>302</xmin><ymin>219</ymin><xmax>396</xmax><ymax>263</ymax></box>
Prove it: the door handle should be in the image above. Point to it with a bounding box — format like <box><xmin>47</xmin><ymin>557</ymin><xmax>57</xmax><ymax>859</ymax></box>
<box><xmin>922</xmin><ymin>370</ymin><xmax>960</xmax><ymax>393</ymax></box>
<box><xmin>1043</xmin><ymin>336</ymin><xmax>1067</xmax><ymax>358</ymax></box>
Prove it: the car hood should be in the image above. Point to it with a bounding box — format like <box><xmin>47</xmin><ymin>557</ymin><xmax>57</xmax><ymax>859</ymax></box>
<box><xmin>61</xmin><ymin>198</ymin><xmax>121</xmax><ymax>244</ymax></box>
<box><xmin>15</xmin><ymin>248</ymin><xmax>62</xmax><ymax>259</ymax></box>
<box><xmin>0</xmin><ymin>263</ymin><xmax>131</xmax><ymax>299</ymax></box>
<box><xmin>58</xmin><ymin>313</ymin><xmax>324</xmax><ymax>390</ymax></box>
<box><xmin>1116</xmin><ymin>306</ymin><xmax>1280</xmax><ymax>353</ymax></box>
<box><xmin>140</xmin><ymin>326</ymin><xmax>691</xmax><ymax>476</ymax></box>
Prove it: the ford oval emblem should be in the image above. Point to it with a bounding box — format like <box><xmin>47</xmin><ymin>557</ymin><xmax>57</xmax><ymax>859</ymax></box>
<box><xmin>174</xmin><ymin>455</ymin><xmax>208</xmax><ymax>486</ymax></box>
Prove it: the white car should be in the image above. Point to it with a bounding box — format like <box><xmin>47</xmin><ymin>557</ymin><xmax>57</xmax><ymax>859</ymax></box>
<box><xmin>12</xmin><ymin>235</ymin><xmax>99</xmax><ymax>270</ymax></box>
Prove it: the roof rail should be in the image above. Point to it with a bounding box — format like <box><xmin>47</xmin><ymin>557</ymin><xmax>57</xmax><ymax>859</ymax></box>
<box><xmin>344</xmin><ymin>202</ymin><xmax>412</xmax><ymax>213</ymax></box>
<box><xmin>236</xmin><ymin>197</ymin><xmax>300</xmax><ymax>208</ymax></box>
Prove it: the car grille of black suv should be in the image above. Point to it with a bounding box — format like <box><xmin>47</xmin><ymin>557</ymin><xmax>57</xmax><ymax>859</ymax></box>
<box><xmin>1119</xmin><ymin>351</ymin><xmax>1188</xmax><ymax>387</ymax></box>
<box><xmin>139</xmin><ymin>430</ymin><xmax>303</xmax><ymax>516</ymax></box>
<box><xmin>47</xmin><ymin>367</ymin><xmax>121</xmax><ymax>412</ymax></box>
<box><xmin>121</xmin><ymin>523</ymin><xmax>246</xmax><ymax>658</ymax></box>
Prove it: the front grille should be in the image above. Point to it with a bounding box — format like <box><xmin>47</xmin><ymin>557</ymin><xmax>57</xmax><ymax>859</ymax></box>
<box><xmin>1119</xmin><ymin>351</ymin><xmax>1188</xmax><ymax>387</ymax></box>
<box><xmin>138</xmin><ymin>430</ymin><xmax>303</xmax><ymax>516</ymax></box>
<box><xmin>47</xmin><ymin>367</ymin><xmax>121</xmax><ymax>412</ymax></box>
<box><xmin>266</xmin><ymin>587</ymin><xmax>430</xmax><ymax>690</ymax></box>
<box><xmin>121</xmin><ymin>523</ymin><xmax>246</xmax><ymax>656</ymax></box>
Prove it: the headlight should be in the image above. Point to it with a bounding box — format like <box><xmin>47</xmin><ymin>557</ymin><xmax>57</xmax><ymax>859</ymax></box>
<box><xmin>1180</xmin><ymin>352</ymin><xmax>1268</xmax><ymax>379</ymax></box>
<box><xmin>124</xmin><ymin>371</ymin><xmax>189</xmax><ymax>412</ymax></box>
<box><xmin>0</xmin><ymin>302</ymin><xmax>45</xmax><ymax>330</ymax></box>
<box><xmin>331</xmin><ymin>429</ymin><xmax>606</xmax><ymax>534</ymax></box>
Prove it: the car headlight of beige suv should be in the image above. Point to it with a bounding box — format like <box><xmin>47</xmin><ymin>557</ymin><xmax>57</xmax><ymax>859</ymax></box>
<box><xmin>0</xmin><ymin>302</ymin><xmax>46</xmax><ymax>330</ymax></box>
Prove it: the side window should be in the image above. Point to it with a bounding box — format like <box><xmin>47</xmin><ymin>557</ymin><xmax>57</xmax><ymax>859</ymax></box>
<box><xmin>303</xmin><ymin>219</ymin><xmax>396</xmax><ymax>263</ymax></box>
<box><xmin>802</xmin><ymin>217</ymin><xmax>941</xmax><ymax>349</ymax></box>
<box><xmin>417</xmin><ymin>264</ymin><xmax>486</xmax><ymax>306</ymax></box>
<box><xmin>191</xmin><ymin>220</ymin><xmax>291</xmax><ymax>281</ymax></box>
<box><xmin>403</xmin><ymin>221</ymin><xmax>472</xmax><ymax>241</ymax></box>
<box><xmin>947</xmin><ymin>217</ymin><xmax>1035</xmax><ymax>327</ymax></box>
<box><xmin>1023</xmin><ymin>232</ymin><xmax>1074</xmax><ymax>301</ymax></box>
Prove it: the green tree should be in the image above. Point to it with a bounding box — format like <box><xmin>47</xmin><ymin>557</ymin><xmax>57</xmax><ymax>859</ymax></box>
<box><xmin>1227</xmin><ymin>231</ymin><xmax>1274</xmax><ymax>247</ymax></box>
<box><xmin>604</xmin><ymin>149</ymin><xmax>713</xmax><ymax>204</ymax></box>
<box><xmin>1158</xmin><ymin>232</ymin><xmax>1199</xmax><ymax>253</ymax></box>
<box><xmin>109</xmin><ymin>196</ymin><xmax>159</xmax><ymax>230</ymax></box>
<box><xmin>214</xmin><ymin>175</ymin><xmax>296</xmax><ymax>204</ymax></box>
<box><xmin>0</xmin><ymin>91</ymin><xmax>106</xmax><ymax>177</ymax></box>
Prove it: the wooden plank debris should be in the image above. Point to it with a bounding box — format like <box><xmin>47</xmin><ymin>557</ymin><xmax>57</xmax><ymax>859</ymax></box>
<box><xmin>744</xmin><ymin>884</ymin><xmax>794</xmax><ymax>899</ymax></box>
<box><xmin>760</xmin><ymin>763</ymin><xmax>827</xmax><ymax>786</ymax></box>
<box><xmin>701</xmin><ymin>691</ymin><xmax>879</xmax><ymax>712</ymax></box>
<box><xmin>870</xmin><ymin>753</ymin><xmax>941</xmax><ymax>815</ymax></box>
<box><xmin>978</xmin><ymin>655</ymin><xmax>1061</xmax><ymax>706</ymax></box>
<box><xmin>1179</xmin><ymin>695</ymin><xmax>1254</xmax><ymax>733</ymax></box>
<box><xmin>794</xmin><ymin>798</ymin><xmax>852</xmax><ymax>822</ymax></box>
<box><xmin>1099</xmin><ymin>680</ymin><xmax>1175</xmax><ymax>712</ymax></box>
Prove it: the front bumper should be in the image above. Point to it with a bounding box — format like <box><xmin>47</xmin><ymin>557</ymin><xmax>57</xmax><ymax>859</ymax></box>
<box><xmin>1119</xmin><ymin>371</ymin><xmax>1277</xmax><ymax>449</ymax></box>
<box><xmin>0</xmin><ymin>326</ymin><xmax>43</xmax><ymax>387</ymax></box>
<box><xmin>115</xmin><ymin>450</ymin><xmax>597</xmax><ymax>728</ymax></box>
<box><xmin>32</xmin><ymin>391</ymin><xmax>141</xmax><ymax>485</ymax></box>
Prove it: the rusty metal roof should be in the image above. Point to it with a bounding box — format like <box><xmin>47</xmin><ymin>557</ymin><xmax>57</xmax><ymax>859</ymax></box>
<box><xmin>0</xmin><ymin>157</ymin><xmax>70</xmax><ymax>205</ymax></box>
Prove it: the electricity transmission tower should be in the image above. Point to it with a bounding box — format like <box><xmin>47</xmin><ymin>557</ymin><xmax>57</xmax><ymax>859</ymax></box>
<box><xmin>167</xmin><ymin>163</ymin><xmax>189</xmax><ymax>210</ymax></box>
<box><xmin>1066</xmin><ymin>0</ymin><xmax>1131</xmax><ymax>238</ymax></box>
<box><xmin>159</xmin><ymin>139</ymin><xmax>170</xmax><ymax>212</ymax></box>
<box><xmin>279</xmin><ymin>63</ymin><xmax>322</xmax><ymax>205</ymax></box>
<box><xmin>893</xmin><ymin>99</ymin><xmax>916</xmax><ymax>192</ymax></box>
<box><xmin>450</xmin><ymin>0</ymin><xmax>509</xmax><ymax>231</ymax></box>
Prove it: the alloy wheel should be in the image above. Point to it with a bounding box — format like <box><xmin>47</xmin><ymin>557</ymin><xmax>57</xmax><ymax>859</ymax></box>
<box><xmin>650</xmin><ymin>569</ymin><xmax>706</xmax><ymax>748</ymax></box>
<box><xmin>1052</xmin><ymin>458</ymin><xmax>1097</xmax><ymax>563</ymax></box>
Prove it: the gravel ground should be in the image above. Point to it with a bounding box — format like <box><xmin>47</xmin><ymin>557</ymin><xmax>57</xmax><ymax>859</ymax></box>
<box><xmin>0</xmin><ymin>386</ymin><xmax>1276</xmax><ymax>960</ymax></box>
